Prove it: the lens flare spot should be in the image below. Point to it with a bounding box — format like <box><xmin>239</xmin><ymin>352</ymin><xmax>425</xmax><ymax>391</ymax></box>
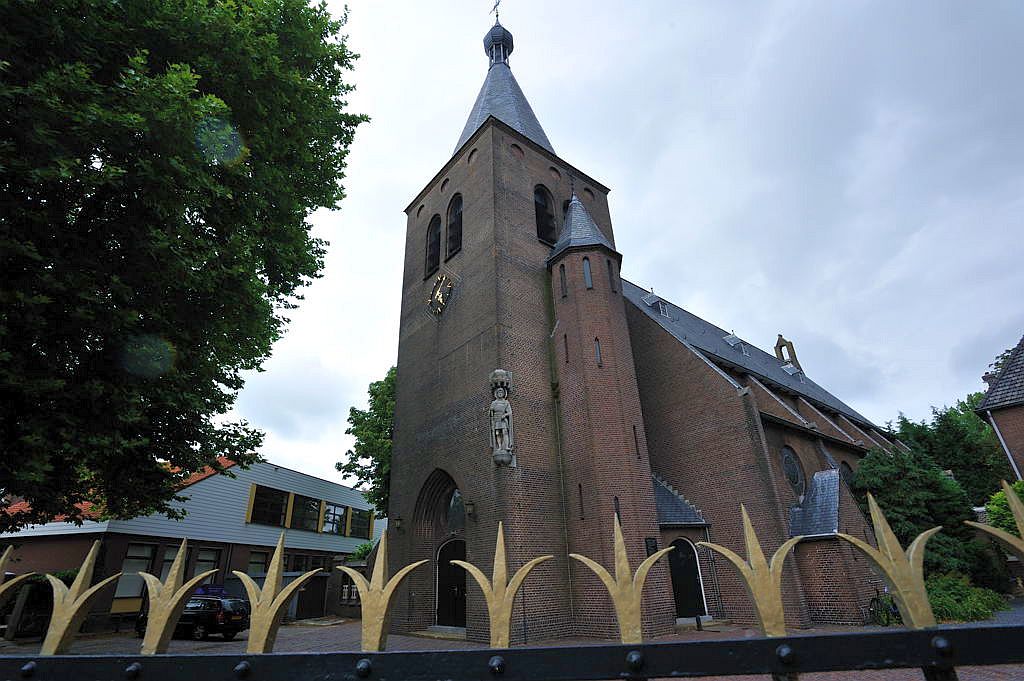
<box><xmin>195</xmin><ymin>117</ymin><xmax>247</xmax><ymax>166</ymax></box>
<box><xmin>120</xmin><ymin>335</ymin><xmax>176</xmax><ymax>378</ymax></box>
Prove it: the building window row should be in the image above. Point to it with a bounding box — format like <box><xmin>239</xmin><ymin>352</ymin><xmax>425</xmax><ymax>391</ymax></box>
<box><xmin>247</xmin><ymin>484</ymin><xmax>373</xmax><ymax>539</ymax></box>
<box><xmin>425</xmin><ymin>194</ymin><xmax>463</xmax><ymax>278</ymax></box>
<box><xmin>558</xmin><ymin>257</ymin><xmax>618</xmax><ymax>298</ymax></box>
<box><xmin>115</xmin><ymin>543</ymin><xmax>222</xmax><ymax>598</ymax></box>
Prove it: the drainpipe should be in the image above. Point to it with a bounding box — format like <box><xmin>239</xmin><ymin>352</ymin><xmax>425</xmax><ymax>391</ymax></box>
<box><xmin>988</xmin><ymin>410</ymin><xmax>1023</xmax><ymax>481</ymax></box>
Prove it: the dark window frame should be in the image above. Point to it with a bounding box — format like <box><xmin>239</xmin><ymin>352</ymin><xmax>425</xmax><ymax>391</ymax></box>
<box><xmin>534</xmin><ymin>185</ymin><xmax>557</xmax><ymax>244</ymax></box>
<box><xmin>350</xmin><ymin>507</ymin><xmax>372</xmax><ymax>539</ymax></box>
<box><xmin>446</xmin><ymin>194</ymin><xmax>463</xmax><ymax>260</ymax></box>
<box><xmin>323</xmin><ymin>502</ymin><xmax>348</xmax><ymax>535</ymax></box>
<box><xmin>582</xmin><ymin>257</ymin><xmax>593</xmax><ymax>289</ymax></box>
<box><xmin>291</xmin><ymin>494</ymin><xmax>321</xmax><ymax>532</ymax></box>
<box><xmin>251</xmin><ymin>485</ymin><xmax>289</xmax><ymax>527</ymax></box>
<box><xmin>424</xmin><ymin>214</ymin><xmax>442</xmax><ymax>279</ymax></box>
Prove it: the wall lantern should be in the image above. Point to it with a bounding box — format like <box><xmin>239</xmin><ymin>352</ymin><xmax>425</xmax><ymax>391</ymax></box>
<box><xmin>465</xmin><ymin>501</ymin><xmax>477</xmax><ymax>520</ymax></box>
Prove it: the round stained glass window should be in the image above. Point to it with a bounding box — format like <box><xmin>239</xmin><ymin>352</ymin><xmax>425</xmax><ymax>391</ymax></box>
<box><xmin>781</xmin><ymin>446</ymin><xmax>806</xmax><ymax>500</ymax></box>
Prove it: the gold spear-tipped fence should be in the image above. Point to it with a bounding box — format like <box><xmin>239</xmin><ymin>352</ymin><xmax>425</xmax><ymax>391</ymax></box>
<box><xmin>698</xmin><ymin>505</ymin><xmax>802</xmax><ymax>637</ymax></box>
<box><xmin>451</xmin><ymin>521</ymin><xmax>552</xmax><ymax>648</ymax></box>
<box><xmin>139</xmin><ymin>539</ymin><xmax>218</xmax><ymax>654</ymax></box>
<box><xmin>338</xmin><ymin>531</ymin><xmax>426</xmax><ymax>652</ymax></box>
<box><xmin>40</xmin><ymin>540</ymin><xmax>122</xmax><ymax>655</ymax></box>
<box><xmin>570</xmin><ymin>514</ymin><xmax>674</xmax><ymax>644</ymax></box>
<box><xmin>16</xmin><ymin>492</ymin><xmax>970</xmax><ymax>655</ymax></box>
<box><xmin>0</xmin><ymin>546</ymin><xmax>34</xmax><ymax>611</ymax></box>
<box><xmin>838</xmin><ymin>493</ymin><xmax>939</xmax><ymax>629</ymax></box>
<box><xmin>966</xmin><ymin>479</ymin><xmax>1024</xmax><ymax>562</ymax></box>
<box><xmin>233</xmin><ymin>532</ymin><xmax>322</xmax><ymax>653</ymax></box>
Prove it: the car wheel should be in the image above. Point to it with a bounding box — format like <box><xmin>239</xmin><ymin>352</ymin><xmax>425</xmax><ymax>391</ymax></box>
<box><xmin>191</xmin><ymin>624</ymin><xmax>208</xmax><ymax>641</ymax></box>
<box><xmin>222</xmin><ymin>630</ymin><xmax>237</xmax><ymax>641</ymax></box>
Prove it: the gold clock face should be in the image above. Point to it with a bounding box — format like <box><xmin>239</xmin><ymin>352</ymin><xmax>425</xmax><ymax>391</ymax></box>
<box><xmin>427</xmin><ymin>273</ymin><xmax>454</xmax><ymax>315</ymax></box>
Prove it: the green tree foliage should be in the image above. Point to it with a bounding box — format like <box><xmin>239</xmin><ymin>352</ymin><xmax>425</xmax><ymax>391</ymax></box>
<box><xmin>0</xmin><ymin>0</ymin><xmax>366</xmax><ymax>531</ymax></box>
<box><xmin>926</xmin><ymin>573</ymin><xmax>1007</xmax><ymax>622</ymax></box>
<box><xmin>336</xmin><ymin>367</ymin><xmax>395</xmax><ymax>518</ymax></box>
<box><xmin>350</xmin><ymin>541</ymin><xmax>375</xmax><ymax>562</ymax></box>
<box><xmin>985</xmin><ymin>480</ymin><xmax>1024</xmax><ymax>537</ymax></box>
<box><xmin>891</xmin><ymin>393</ymin><xmax>1011</xmax><ymax>506</ymax></box>
<box><xmin>849</xmin><ymin>448</ymin><xmax>1008</xmax><ymax>590</ymax></box>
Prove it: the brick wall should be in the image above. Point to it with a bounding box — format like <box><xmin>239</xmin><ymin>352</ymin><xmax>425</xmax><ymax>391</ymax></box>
<box><xmin>992</xmin><ymin>405</ymin><xmax>1024</xmax><ymax>480</ymax></box>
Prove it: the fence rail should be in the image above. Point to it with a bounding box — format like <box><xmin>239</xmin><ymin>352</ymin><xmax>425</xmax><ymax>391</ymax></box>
<box><xmin>2</xmin><ymin>624</ymin><xmax>1023</xmax><ymax>681</ymax></box>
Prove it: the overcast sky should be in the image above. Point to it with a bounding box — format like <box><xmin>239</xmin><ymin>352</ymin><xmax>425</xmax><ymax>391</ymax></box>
<box><xmin>230</xmin><ymin>1</ymin><xmax>1024</xmax><ymax>484</ymax></box>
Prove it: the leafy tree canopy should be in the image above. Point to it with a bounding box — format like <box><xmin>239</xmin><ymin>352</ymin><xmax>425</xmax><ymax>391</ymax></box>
<box><xmin>985</xmin><ymin>480</ymin><xmax>1024</xmax><ymax>538</ymax></box>
<box><xmin>849</xmin><ymin>448</ymin><xmax>1008</xmax><ymax>589</ymax></box>
<box><xmin>890</xmin><ymin>392</ymin><xmax>1011</xmax><ymax>505</ymax></box>
<box><xmin>0</xmin><ymin>0</ymin><xmax>366</xmax><ymax>531</ymax></box>
<box><xmin>336</xmin><ymin>367</ymin><xmax>394</xmax><ymax>518</ymax></box>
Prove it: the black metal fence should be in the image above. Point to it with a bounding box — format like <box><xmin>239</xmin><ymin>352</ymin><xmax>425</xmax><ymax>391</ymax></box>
<box><xmin>3</xmin><ymin>624</ymin><xmax>1023</xmax><ymax>681</ymax></box>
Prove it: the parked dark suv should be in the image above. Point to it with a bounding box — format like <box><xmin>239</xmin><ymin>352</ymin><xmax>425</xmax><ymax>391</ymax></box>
<box><xmin>136</xmin><ymin>596</ymin><xmax>250</xmax><ymax>641</ymax></box>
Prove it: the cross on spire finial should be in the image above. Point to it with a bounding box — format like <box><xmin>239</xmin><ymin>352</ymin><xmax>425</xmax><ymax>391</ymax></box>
<box><xmin>490</xmin><ymin>0</ymin><xmax>500</xmax><ymax>23</ymax></box>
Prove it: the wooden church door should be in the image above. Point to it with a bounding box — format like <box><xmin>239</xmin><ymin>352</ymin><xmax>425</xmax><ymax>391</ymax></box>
<box><xmin>668</xmin><ymin>539</ymin><xmax>706</xmax><ymax>618</ymax></box>
<box><xmin>436</xmin><ymin>539</ymin><xmax>466</xmax><ymax>627</ymax></box>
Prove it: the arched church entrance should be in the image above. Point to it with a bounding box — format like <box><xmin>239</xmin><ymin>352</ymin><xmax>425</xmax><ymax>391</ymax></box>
<box><xmin>411</xmin><ymin>470</ymin><xmax>467</xmax><ymax>630</ymax></box>
<box><xmin>436</xmin><ymin>539</ymin><xmax>466</xmax><ymax>627</ymax></box>
<box><xmin>668</xmin><ymin>538</ymin><xmax>706</xmax><ymax>618</ymax></box>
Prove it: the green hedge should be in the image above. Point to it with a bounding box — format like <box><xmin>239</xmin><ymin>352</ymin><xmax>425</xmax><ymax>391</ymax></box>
<box><xmin>926</xmin><ymin>573</ymin><xmax>1008</xmax><ymax>622</ymax></box>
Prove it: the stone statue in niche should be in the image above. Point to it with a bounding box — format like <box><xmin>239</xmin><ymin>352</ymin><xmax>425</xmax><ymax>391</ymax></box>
<box><xmin>489</xmin><ymin>369</ymin><xmax>514</xmax><ymax>466</ymax></box>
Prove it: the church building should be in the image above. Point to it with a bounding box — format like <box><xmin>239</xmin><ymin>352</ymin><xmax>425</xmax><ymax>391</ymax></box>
<box><xmin>387</xmin><ymin>21</ymin><xmax>899</xmax><ymax>642</ymax></box>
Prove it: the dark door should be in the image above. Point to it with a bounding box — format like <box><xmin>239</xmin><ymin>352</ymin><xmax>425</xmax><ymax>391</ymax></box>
<box><xmin>668</xmin><ymin>539</ymin><xmax>705</xmax><ymax>617</ymax></box>
<box><xmin>436</xmin><ymin>540</ymin><xmax>466</xmax><ymax>627</ymax></box>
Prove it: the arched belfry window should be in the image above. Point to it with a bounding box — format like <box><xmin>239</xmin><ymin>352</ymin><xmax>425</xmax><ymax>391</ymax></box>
<box><xmin>446</xmin><ymin>194</ymin><xmax>463</xmax><ymax>259</ymax></box>
<box><xmin>582</xmin><ymin>257</ymin><xmax>593</xmax><ymax>289</ymax></box>
<box><xmin>535</xmin><ymin>185</ymin><xmax>557</xmax><ymax>244</ymax></box>
<box><xmin>559</xmin><ymin>263</ymin><xmax>568</xmax><ymax>297</ymax></box>
<box><xmin>425</xmin><ymin>215</ymin><xmax>441</xmax><ymax>278</ymax></box>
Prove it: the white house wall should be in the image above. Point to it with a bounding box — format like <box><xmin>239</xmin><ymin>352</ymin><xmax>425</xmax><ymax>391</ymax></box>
<box><xmin>8</xmin><ymin>461</ymin><xmax>384</xmax><ymax>554</ymax></box>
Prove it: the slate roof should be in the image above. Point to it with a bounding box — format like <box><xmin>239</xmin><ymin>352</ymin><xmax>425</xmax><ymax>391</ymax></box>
<box><xmin>454</xmin><ymin>23</ymin><xmax>554</xmax><ymax>155</ymax></box>
<box><xmin>621</xmin><ymin>279</ymin><xmax>875</xmax><ymax>427</ymax></box>
<box><xmin>977</xmin><ymin>334</ymin><xmax>1024</xmax><ymax>412</ymax></box>
<box><xmin>653</xmin><ymin>476</ymin><xmax>707</xmax><ymax>526</ymax></box>
<box><xmin>547</xmin><ymin>194</ymin><xmax>615</xmax><ymax>262</ymax></box>
<box><xmin>789</xmin><ymin>469</ymin><xmax>840</xmax><ymax>537</ymax></box>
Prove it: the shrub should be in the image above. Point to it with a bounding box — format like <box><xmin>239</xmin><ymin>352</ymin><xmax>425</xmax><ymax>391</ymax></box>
<box><xmin>926</xmin><ymin>573</ymin><xmax>1007</xmax><ymax>622</ymax></box>
<box><xmin>985</xmin><ymin>480</ymin><xmax>1024</xmax><ymax>537</ymax></box>
<box><xmin>349</xmin><ymin>542</ymin><xmax>374</xmax><ymax>562</ymax></box>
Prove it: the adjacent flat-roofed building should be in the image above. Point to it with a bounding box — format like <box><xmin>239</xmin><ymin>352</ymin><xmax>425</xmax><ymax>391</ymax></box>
<box><xmin>2</xmin><ymin>459</ymin><xmax>381</xmax><ymax>624</ymax></box>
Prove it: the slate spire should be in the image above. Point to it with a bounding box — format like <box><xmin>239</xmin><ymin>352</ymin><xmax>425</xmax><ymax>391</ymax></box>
<box><xmin>454</xmin><ymin>21</ymin><xmax>554</xmax><ymax>155</ymax></box>
<box><xmin>547</xmin><ymin>193</ymin><xmax>615</xmax><ymax>263</ymax></box>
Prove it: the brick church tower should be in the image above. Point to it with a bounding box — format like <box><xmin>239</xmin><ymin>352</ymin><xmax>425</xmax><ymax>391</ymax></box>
<box><xmin>386</xmin><ymin>20</ymin><xmax>674</xmax><ymax>642</ymax></box>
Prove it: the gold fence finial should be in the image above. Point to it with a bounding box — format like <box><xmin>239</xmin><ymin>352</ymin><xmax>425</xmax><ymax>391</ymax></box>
<box><xmin>40</xmin><ymin>540</ymin><xmax>122</xmax><ymax>655</ymax></box>
<box><xmin>838</xmin><ymin>493</ymin><xmax>938</xmax><ymax>629</ymax></box>
<box><xmin>0</xmin><ymin>546</ymin><xmax>34</xmax><ymax>610</ymax></box>
<box><xmin>451</xmin><ymin>521</ymin><xmax>552</xmax><ymax>648</ymax></box>
<box><xmin>966</xmin><ymin>480</ymin><xmax>1024</xmax><ymax>562</ymax></box>
<box><xmin>697</xmin><ymin>505</ymin><xmax>801</xmax><ymax>637</ymax></box>
<box><xmin>338</xmin><ymin>531</ymin><xmax>427</xmax><ymax>651</ymax></box>
<box><xmin>232</xmin><ymin>532</ymin><xmax>322</xmax><ymax>653</ymax></box>
<box><xmin>570</xmin><ymin>514</ymin><xmax>673</xmax><ymax>644</ymax></box>
<box><xmin>139</xmin><ymin>539</ymin><xmax>218</xmax><ymax>654</ymax></box>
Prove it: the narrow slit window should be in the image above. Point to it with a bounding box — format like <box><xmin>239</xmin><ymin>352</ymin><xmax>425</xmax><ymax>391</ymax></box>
<box><xmin>613</xmin><ymin>496</ymin><xmax>620</xmax><ymax>520</ymax></box>
<box><xmin>594</xmin><ymin>338</ymin><xmax>602</xmax><ymax>366</ymax></box>
<box><xmin>578</xmin><ymin>483</ymin><xmax>585</xmax><ymax>519</ymax></box>
<box><xmin>424</xmin><ymin>215</ymin><xmax>441</xmax><ymax>277</ymax></box>
<box><xmin>633</xmin><ymin>425</ymin><xmax>641</xmax><ymax>459</ymax></box>
<box><xmin>559</xmin><ymin>263</ymin><xmax>568</xmax><ymax>297</ymax></box>
<box><xmin>564</xmin><ymin>334</ymin><xmax>569</xmax><ymax>363</ymax></box>
<box><xmin>607</xmin><ymin>259</ymin><xmax>616</xmax><ymax>292</ymax></box>
<box><xmin>582</xmin><ymin>257</ymin><xmax>593</xmax><ymax>289</ymax></box>
<box><xmin>446</xmin><ymin>194</ymin><xmax>463</xmax><ymax>259</ymax></box>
